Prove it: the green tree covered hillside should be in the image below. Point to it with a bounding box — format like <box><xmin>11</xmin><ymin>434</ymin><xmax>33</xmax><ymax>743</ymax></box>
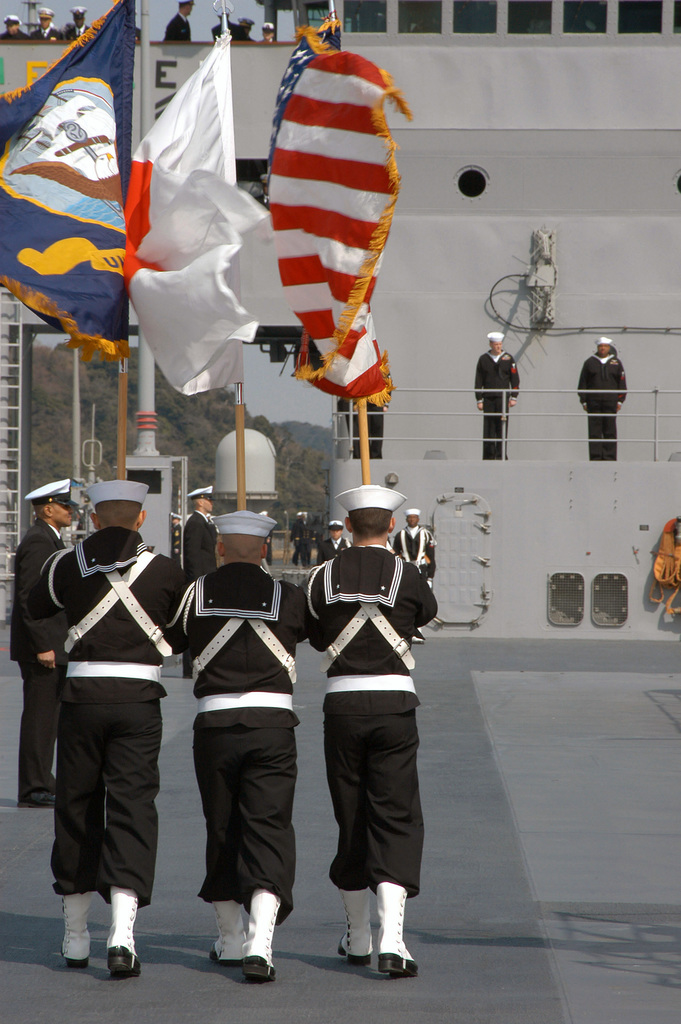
<box><xmin>31</xmin><ymin>344</ymin><xmax>331</xmax><ymax>527</ymax></box>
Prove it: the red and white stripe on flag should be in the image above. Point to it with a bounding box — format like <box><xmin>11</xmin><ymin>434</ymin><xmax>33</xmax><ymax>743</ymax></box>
<box><xmin>269</xmin><ymin>48</ymin><xmax>411</xmax><ymax>403</ymax></box>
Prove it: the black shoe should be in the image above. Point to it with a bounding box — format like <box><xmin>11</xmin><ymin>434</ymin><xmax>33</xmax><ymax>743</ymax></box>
<box><xmin>64</xmin><ymin>954</ymin><xmax>89</xmax><ymax>969</ymax></box>
<box><xmin>337</xmin><ymin>936</ymin><xmax>371</xmax><ymax>966</ymax></box>
<box><xmin>411</xmin><ymin>630</ymin><xmax>425</xmax><ymax>646</ymax></box>
<box><xmin>18</xmin><ymin>791</ymin><xmax>55</xmax><ymax>808</ymax></box>
<box><xmin>107</xmin><ymin>946</ymin><xmax>141</xmax><ymax>977</ymax></box>
<box><xmin>378</xmin><ymin>952</ymin><xmax>418</xmax><ymax>978</ymax></box>
<box><xmin>242</xmin><ymin>955</ymin><xmax>275</xmax><ymax>982</ymax></box>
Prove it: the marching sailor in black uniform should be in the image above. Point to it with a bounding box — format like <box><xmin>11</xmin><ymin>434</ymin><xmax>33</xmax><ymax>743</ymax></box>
<box><xmin>391</xmin><ymin>508</ymin><xmax>436</xmax><ymax>584</ymax></box>
<box><xmin>474</xmin><ymin>331</ymin><xmax>520</xmax><ymax>460</ymax></box>
<box><xmin>578</xmin><ymin>337</ymin><xmax>628</xmax><ymax>460</ymax></box>
<box><xmin>11</xmin><ymin>478</ymin><xmax>76</xmax><ymax>808</ymax></box>
<box><xmin>316</xmin><ymin>519</ymin><xmax>350</xmax><ymax>564</ymax></box>
<box><xmin>166</xmin><ymin>511</ymin><xmax>309</xmax><ymax>983</ymax></box>
<box><xmin>306</xmin><ymin>485</ymin><xmax>438</xmax><ymax>978</ymax></box>
<box><xmin>28</xmin><ymin>480</ymin><xmax>186</xmax><ymax>978</ymax></box>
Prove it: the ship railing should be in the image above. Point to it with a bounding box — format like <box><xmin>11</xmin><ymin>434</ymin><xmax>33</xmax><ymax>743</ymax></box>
<box><xmin>333</xmin><ymin>388</ymin><xmax>681</xmax><ymax>462</ymax></box>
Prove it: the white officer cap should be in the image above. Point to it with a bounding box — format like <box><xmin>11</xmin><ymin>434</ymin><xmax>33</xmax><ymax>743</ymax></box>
<box><xmin>188</xmin><ymin>485</ymin><xmax>213</xmax><ymax>499</ymax></box>
<box><xmin>70</xmin><ymin>5</ymin><xmax>87</xmax><ymax>13</ymax></box>
<box><xmin>329</xmin><ymin>520</ymin><xmax>343</xmax><ymax>528</ymax></box>
<box><xmin>38</xmin><ymin>7</ymin><xmax>55</xmax><ymax>16</ymax></box>
<box><xmin>87</xmin><ymin>480</ymin><xmax>148</xmax><ymax>507</ymax></box>
<box><xmin>405</xmin><ymin>508</ymin><xmax>421</xmax><ymax>517</ymax></box>
<box><xmin>597</xmin><ymin>337</ymin><xmax>613</xmax><ymax>347</ymax></box>
<box><xmin>296</xmin><ymin>510</ymin><xmax>305</xmax><ymax>517</ymax></box>
<box><xmin>336</xmin><ymin>484</ymin><xmax>406</xmax><ymax>514</ymax></box>
<box><xmin>263</xmin><ymin>21</ymin><xmax>274</xmax><ymax>29</ymax></box>
<box><xmin>213</xmin><ymin>510</ymin><xmax>276</xmax><ymax>537</ymax></box>
<box><xmin>239</xmin><ymin>16</ymin><xmax>254</xmax><ymax>24</ymax></box>
<box><xmin>4</xmin><ymin>14</ymin><xmax>21</xmax><ymax>23</ymax></box>
<box><xmin>25</xmin><ymin>478</ymin><xmax>75</xmax><ymax>506</ymax></box>
<box><xmin>487</xmin><ymin>332</ymin><xmax>504</xmax><ymax>342</ymax></box>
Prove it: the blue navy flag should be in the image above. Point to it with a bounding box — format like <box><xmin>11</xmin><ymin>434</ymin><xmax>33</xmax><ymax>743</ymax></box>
<box><xmin>0</xmin><ymin>0</ymin><xmax>135</xmax><ymax>360</ymax></box>
<box><xmin>267</xmin><ymin>17</ymin><xmax>341</xmax><ymax>173</ymax></box>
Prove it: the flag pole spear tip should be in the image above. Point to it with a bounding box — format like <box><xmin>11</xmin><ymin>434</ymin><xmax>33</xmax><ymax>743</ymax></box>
<box><xmin>212</xmin><ymin>0</ymin><xmax>233</xmax><ymax>39</ymax></box>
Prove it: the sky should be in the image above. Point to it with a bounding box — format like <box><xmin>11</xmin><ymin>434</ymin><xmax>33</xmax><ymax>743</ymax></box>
<box><xmin>24</xmin><ymin>0</ymin><xmax>296</xmax><ymax>42</ymax></box>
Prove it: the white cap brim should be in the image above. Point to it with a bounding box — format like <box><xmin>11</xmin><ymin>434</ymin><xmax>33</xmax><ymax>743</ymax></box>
<box><xmin>88</xmin><ymin>480</ymin><xmax>148</xmax><ymax>506</ymax></box>
<box><xmin>336</xmin><ymin>484</ymin><xmax>406</xmax><ymax>514</ymax></box>
<box><xmin>213</xmin><ymin>510</ymin><xmax>276</xmax><ymax>537</ymax></box>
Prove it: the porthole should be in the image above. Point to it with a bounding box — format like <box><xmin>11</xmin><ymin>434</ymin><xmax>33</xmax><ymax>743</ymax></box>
<box><xmin>675</xmin><ymin>171</ymin><xmax>681</xmax><ymax>195</ymax></box>
<box><xmin>457</xmin><ymin>166</ymin><xmax>488</xmax><ymax>198</ymax></box>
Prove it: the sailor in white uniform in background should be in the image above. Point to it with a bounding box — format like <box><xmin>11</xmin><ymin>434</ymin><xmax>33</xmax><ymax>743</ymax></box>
<box><xmin>306</xmin><ymin>485</ymin><xmax>438</xmax><ymax>978</ymax></box>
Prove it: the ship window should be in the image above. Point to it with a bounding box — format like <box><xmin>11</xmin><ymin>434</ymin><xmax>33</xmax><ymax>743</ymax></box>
<box><xmin>563</xmin><ymin>0</ymin><xmax>607</xmax><ymax>31</ymax></box>
<box><xmin>618</xmin><ymin>0</ymin><xmax>662</xmax><ymax>32</ymax></box>
<box><xmin>457</xmin><ymin>167</ymin><xmax>488</xmax><ymax>197</ymax></box>
<box><xmin>454</xmin><ymin>1</ymin><xmax>497</xmax><ymax>32</ymax></box>
<box><xmin>508</xmin><ymin>0</ymin><xmax>552</xmax><ymax>32</ymax></box>
<box><xmin>344</xmin><ymin>1</ymin><xmax>387</xmax><ymax>32</ymax></box>
<box><xmin>675</xmin><ymin>0</ymin><xmax>681</xmax><ymax>30</ymax></box>
<box><xmin>299</xmin><ymin>3</ymin><xmax>331</xmax><ymax>26</ymax></box>
<box><xmin>592</xmin><ymin>573</ymin><xmax>628</xmax><ymax>626</ymax></box>
<box><xmin>548</xmin><ymin>573</ymin><xmax>584</xmax><ymax>626</ymax></box>
<box><xmin>398</xmin><ymin>1</ymin><xmax>442</xmax><ymax>33</ymax></box>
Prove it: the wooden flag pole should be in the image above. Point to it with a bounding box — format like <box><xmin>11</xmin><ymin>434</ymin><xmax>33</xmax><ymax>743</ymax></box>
<box><xmin>356</xmin><ymin>398</ymin><xmax>371</xmax><ymax>485</ymax></box>
<box><xmin>234</xmin><ymin>382</ymin><xmax>247</xmax><ymax>510</ymax></box>
<box><xmin>117</xmin><ymin>358</ymin><xmax>128</xmax><ymax>479</ymax></box>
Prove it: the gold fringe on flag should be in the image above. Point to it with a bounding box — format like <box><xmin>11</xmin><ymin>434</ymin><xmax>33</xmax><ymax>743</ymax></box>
<box><xmin>0</xmin><ymin>276</ymin><xmax>128</xmax><ymax>361</ymax></box>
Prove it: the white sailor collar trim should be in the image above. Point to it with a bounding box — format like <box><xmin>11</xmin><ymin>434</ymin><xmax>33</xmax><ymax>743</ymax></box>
<box><xmin>75</xmin><ymin>539</ymin><xmax>147</xmax><ymax>577</ymax></box>
<box><xmin>194</xmin><ymin>574</ymin><xmax>282</xmax><ymax>620</ymax></box>
<box><xmin>323</xmin><ymin>552</ymin><xmax>403</xmax><ymax>607</ymax></box>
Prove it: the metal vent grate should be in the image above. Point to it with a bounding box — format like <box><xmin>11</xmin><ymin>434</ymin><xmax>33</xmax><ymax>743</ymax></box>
<box><xmin>592</xmin><ymin>573</ymin><xmax>628</xmax><ymax>626</ymax></box>
<box><xmin>548</xmin><ymin>573</ymin><xmax>585</xmax><ymax>625</ymax></box>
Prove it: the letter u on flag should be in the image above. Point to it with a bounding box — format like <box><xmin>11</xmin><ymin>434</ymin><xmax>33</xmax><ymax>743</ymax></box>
<box><xmin>268</xmin><ymin>20</ymin><xmax>411</xmax><ymax>405</ymax></box>
<box><xmin>0</xmin><ymin>0</ymin><xmax>135</xmax><ymax>359</ymax></box>
<box><xmin>124</xmin><ymin>36</ymin><xmax>268</xmax><ymax>396</ymax></box>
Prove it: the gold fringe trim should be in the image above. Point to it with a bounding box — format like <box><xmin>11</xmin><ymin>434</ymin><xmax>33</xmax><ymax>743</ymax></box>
<box><xmin>0</xmin><ymin>0</ymin><xmax>125</xmax><ymax>106</ymax></box>
<box><xmin>294</xmin><ymin>18</ymin><xmax>342</xmax><ymax>55</ymax></box>
<box><xmin>296</xmin><ymin>348</ymin><xmax>393</xmax><ymax>407</ymax></box>
<box><xmin>1</xmin><ymin>276</ymin><xmax>128</xmax><ymax>361</ymax></box>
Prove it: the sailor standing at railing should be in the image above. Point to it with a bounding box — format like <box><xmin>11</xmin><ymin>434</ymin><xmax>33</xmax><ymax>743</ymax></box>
<box><xmin>165</xmin><ymin>510</ymin><xmax>309</xmax><ymax>984</ymax></box>
<box><xmin>27</xmin><ymin>480</ymin><xmax>187</xmax><ymax>979</ymax></box>
<box><xmin>474</xmin><ymin>331</ymin><xmax>520</xmax><ymax>460</ymax></box>
<box><xmin>306</xmin><ymin>485</ymin><xmax>438</xmax><ymax>979</ymax></box>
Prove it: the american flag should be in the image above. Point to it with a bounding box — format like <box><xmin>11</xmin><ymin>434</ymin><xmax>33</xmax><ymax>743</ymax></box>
<box><xmin>268</xmin><ymin>21</ymin><xmax>411</xmax><ymax>404</ymax></box>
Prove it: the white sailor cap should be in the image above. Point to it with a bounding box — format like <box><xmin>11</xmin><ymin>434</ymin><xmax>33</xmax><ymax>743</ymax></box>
<box><xmin>70</xmin><ymin>6</ymin><xmax>87</xmax><ymax>13</ymax></box>
<box><xmin>25</xmin><ymin>478</ymin><xmax>75</xmax><ymax>506</ymax></box>
<box><xmin>213</xmin><ymin>510</ymin><xmax>276</xmax><ymax>537</ymax></box>
<box><xmin>405</xmin><ymin>508</ymin><xmax>421</xmax><ymax>517</ymax></box>
<box><xmin>4</xmin><ymin>14</ymin><xmax>21</xmax><ymax>23</ymax></box>
<box><xmin>296</xmin><ymin>510</ymin><xmax>306</xmax><ymax>517</ymax></box>
<box><xmin>188</xmin><ymin>485</ymin><xmax>213</xmax><ymax>500</ymax></box>
<box><xmin>487</xmin><ymin>331</ymin><xmax>504</xmax><ymax>342</ymax></box>
<box><xmin>87</xmin><ymin>480</ymin><xmax>148</xmax><ymax>507</ymax></box>
<box><xmin>336</xmin><ymin>484</ymin><xmax>406</xmax><ymax>514</ymax></box>
<box><xmin>597</xmin><ymin>336</ymin><xmax>613</xmax><ymax>347</ymax></box>
<box><xmin>329</xmin><ymin>520</ymin><xmax>343</xmax><ymax>528</ymax></box>
<box><xmin>38</xmin><ymin>7</ymin><xmax>55</xmax><ymax>16</ymax></box>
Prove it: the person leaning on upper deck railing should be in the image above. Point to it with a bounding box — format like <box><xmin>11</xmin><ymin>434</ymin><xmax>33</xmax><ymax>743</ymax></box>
<box><xmin>578</xmin><ymin>337</ymin><xmax>627</xmax><ymax>461</ymax></box>
<box><xmin>1</xmin><ymin>14</ymin><xmax>28</xmax><ymax>37</ymax></box>
<box><xmin>474</xmin><ymin>331</ymin><xmax>520</xmax><ymax>460</ymax></box>
<box><xmin>164</xmin><ymin>0</ymin><xmax>193</xmax><ymax>41</ymax></box>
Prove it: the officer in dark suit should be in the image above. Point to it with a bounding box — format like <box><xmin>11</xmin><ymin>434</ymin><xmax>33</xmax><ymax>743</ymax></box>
<box><xmin>28</xmin><ymin>480</ymin><xmax>186</xmax><ymax>978</ymax></box>
<box><xmin>62</xmin><ymin>6</ymin><xmax>88</xmax><ymax>39</ymax></box>
<box><xmin>167</xmin><ymin>511</ymin><xmax>309</xmax><ymax>983</ymax></box>
<box><xmin>578</xmin><ymin>337</ymin><xmax>627</xmax><ymax>461</ymax></box>
<box><xmin>183</xmin><ymin>486</ymin><xmax>218</xmax><ymax>580</ymax></box>
<box><xmin>307</xmin><ymin>485</ymin><xmax>438</xmax><ymax>979</ymax></box>
<box><xmin>11</xmin><ymin>479</ymin><xmax>76</xmax><ymax>808</ymax></box>
<box><xmin>1</xmin><ymin>15</ymin><xmax>29</xmax><ymax>38</ymax></box>
<box><xmin>474</xmin><ymin>331</ymin><xmax>520</xmax><ymax>460</ymax></box>
<box><xmin>316</xmin><ymin>520</ymin><xmax>350</xmax><ymax>564</ymax></box>
<box><xmin>29</xmin><ymin>7</ymin><xmax>63</xmax><ymax>38</ymax></box>
<box><xmin>164</xmin><ymin>0</ymin><xmax>193</xmax><ymax>40</ymax></box>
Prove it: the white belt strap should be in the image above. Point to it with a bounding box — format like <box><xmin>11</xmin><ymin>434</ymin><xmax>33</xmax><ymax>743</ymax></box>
<box><xmin>192</xmin><ymin>618</ymin><xmax>297</xmax><ymax>684</ymax></box>
<box><xmin>64</xmin><ymin>552</ymin><xmax>171</xmax><ymax>657</ymax></box>
<box><xmin>197</xmin><ymin>692</ymin><xmax>294</xmax><ymax>714</ymax></box>
<box><xmin>321</xmin><ymin>602</ymin><xmax>415</xmax><ymax>672</ymax></box>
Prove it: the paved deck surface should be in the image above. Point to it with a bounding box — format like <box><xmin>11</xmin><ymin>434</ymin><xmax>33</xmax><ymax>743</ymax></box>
<box><xmin>1</xmin><ymin>627</ymin><xmax>680</xmax><ymax>1024</ymax></box>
